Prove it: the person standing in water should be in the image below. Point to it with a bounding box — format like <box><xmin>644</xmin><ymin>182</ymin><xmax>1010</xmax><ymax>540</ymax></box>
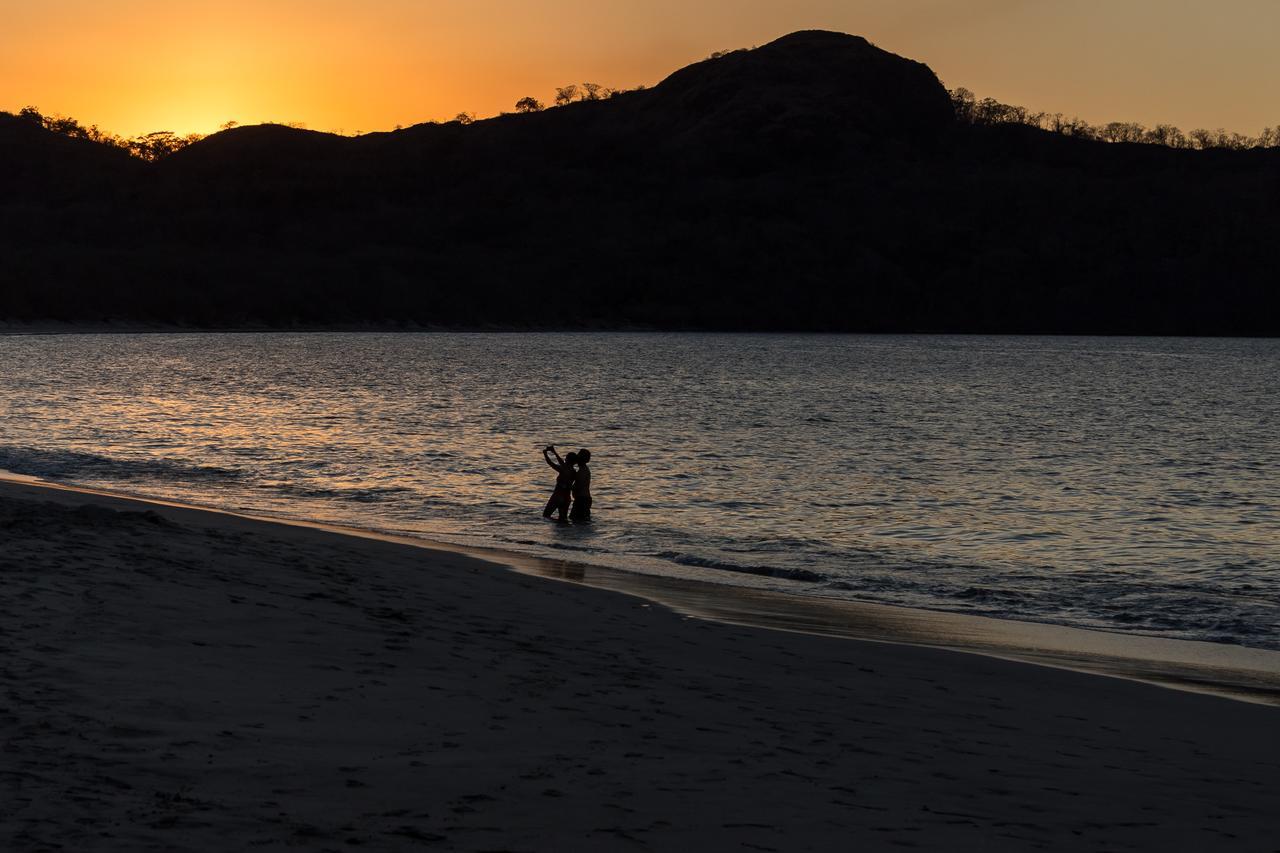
<box><xmin>542</xmin><ymin>445</ymin><xmax>576</xmax><ymax>524</ymax></box>
<box><xmin>570</xmin><ymin>449</ymin><xmax>592</xmax><ymax>522</ymax></box>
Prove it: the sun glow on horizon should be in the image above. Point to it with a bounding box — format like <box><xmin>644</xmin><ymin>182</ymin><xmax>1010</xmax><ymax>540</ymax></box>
<box><xmin>3</xmin><ymin>0</ymin><xmax>1279</xmax><ymax>139</ymax></box>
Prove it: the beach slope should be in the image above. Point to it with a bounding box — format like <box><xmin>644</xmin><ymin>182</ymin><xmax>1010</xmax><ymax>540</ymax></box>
<box><xmin>2</xmin><ymin>481</ymin><xmax>1278</xmax><ymax>851</ymax></box>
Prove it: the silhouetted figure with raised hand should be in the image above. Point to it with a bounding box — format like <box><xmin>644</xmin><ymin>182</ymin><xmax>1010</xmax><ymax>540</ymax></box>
<box><xmin>542</xmin><ymin>445</ymin><xmax>576</xmax><ymax>524</ymax></box>
<box><xmin>570</xmin><ymin>448</ymin><xmax>592</xmax><ymax>522</ymax></box>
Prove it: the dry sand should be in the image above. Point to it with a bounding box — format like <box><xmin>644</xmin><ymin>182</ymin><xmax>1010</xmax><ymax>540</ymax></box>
<box><xmin>2</xmin><ymin>479</ymin><xmax>1278</xmax><ymax>852</ymax></box>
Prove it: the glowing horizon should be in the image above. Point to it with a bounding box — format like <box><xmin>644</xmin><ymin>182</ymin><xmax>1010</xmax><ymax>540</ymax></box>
<box><xmin>2</xmin><ymin>1</ymin><xmax>1277</xmax><ymax>139</ymax></box>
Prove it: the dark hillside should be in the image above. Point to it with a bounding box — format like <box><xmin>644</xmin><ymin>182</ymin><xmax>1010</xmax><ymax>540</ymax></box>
<box><xmin>644</xmin><ymin>31</ymin><xmax>953</xmax><ymax>146</ymax></box>
<box><xmin>2</xmin><ymin>31</ymin><xmax>1278</xmax><ymax>333</ymax></box>
<box><xmin>0</xmin><ymin>113</ymin><xmax>141</xmax><ymax>195</ymax></box>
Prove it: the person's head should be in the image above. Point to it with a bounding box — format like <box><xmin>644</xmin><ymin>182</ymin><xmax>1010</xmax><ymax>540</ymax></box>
<box><xmin>577</xmin><ymin>449</ymin><xmax>591</xmax><ymax>465</ymax></box>
<box><xmin>565</xmin><ymin>452</ymin><xmax>579</xmax><ymax>466</ymax></box>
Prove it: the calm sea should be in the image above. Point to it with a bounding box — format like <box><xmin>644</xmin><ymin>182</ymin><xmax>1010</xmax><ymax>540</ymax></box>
<box><xmin>2</xmin><ymin>333</ymin><xmax>1277</xmax><ymax>649</ymax></box>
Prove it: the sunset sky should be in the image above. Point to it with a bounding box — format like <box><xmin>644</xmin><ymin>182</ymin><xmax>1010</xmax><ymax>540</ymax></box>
<box><xmin>2</xmin><ymin>0</ymin><xmax>1276</xmax><ymax>138</ymax></box>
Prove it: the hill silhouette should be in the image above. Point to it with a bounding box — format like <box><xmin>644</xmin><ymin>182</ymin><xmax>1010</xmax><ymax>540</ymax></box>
<box><xmin>2</xmin><ymin>30</ymin><xmax>1278</xmax><ymax>333</ymax></box>
<box><xmin>0</xmin><ymin>111</ymin><xmax>140</xmax><ymax>193</ymax></box>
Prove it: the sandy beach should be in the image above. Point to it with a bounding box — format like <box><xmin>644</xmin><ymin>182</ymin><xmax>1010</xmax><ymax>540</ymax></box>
<box><xmin>3</xmin><ymin>478</ymin><xmax>1279</xmax><ymax>852</ymax></box>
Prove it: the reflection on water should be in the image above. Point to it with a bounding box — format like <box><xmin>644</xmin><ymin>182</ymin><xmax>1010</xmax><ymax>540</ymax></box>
<box><xmin>0</xmin><ymin>332</ymin><xmax>1277</xmax><ymax>649</ymax></box>
<box><xmin>544</xmin><ymin>561</ymin><xmax>587</xmax><ymax>583</ymax></box>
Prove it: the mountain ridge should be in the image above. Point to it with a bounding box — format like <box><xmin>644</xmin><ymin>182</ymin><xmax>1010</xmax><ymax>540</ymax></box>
<box><xmin>2</xmin><ymin>31</ymin><xmax>1278</xmax><ymax>334</ymax></box>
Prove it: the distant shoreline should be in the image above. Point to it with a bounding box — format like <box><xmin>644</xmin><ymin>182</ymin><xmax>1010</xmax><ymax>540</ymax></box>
<box><xmin>3</xmin><ymin>324</ymin><xmax>1279</xmax><ymax>340</ymax></box>
<box><xmin>0</xmin><ymin>322</ymin><xmax>653</xmax><ymax>336</ymax></box>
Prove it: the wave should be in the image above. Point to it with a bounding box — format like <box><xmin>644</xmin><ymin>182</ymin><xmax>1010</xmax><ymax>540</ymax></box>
<box><xmin>652</xmin><ymin>551</ymin><xmax>827</xmax><ymax>583</ymax></box>
<box><xmin>0</xmin><ymin>445</ymin><xmax>246</xmax><ymax>484</ymax></box>
<box><xmin>259</xmin><ymin>481</ymin><xmax>414</xmax><ymax>504</ymax></box>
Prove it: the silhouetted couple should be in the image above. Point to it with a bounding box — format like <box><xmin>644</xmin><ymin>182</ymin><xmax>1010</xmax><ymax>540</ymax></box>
<box><xmin>542</xmin><ymin>445</ymin><xmax>591</xmax><ymax>524</ymax></box>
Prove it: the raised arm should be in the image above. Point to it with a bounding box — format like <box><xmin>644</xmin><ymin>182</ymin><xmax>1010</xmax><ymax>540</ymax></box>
<box><xmin>543</xmin><ymin>446</ymin><xmax>564</xmax><ymax>471</ymax></box>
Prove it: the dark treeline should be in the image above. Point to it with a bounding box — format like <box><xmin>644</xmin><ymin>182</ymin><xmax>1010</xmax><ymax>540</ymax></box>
<box><xmin>3</xmin><ymin>105</ymin><xmax>210</xmax><ymax>161</ymax></box>
<box><xmin>18</xmin><ymin>77</ymin><xmax>1277</xmax><ymax>161</ymax></box>
<box><xmin>949</xmin><ymin>88</ymin><xmax>1280</xmax><ymax>151</ymax></box>
<box><xmin>7</xmin><ymin>79</ymin><xmax>638</xmax><ymax>158</ymax></box>
<box><xmin>2</xmin><ymin>31</ymin><xmax>1279</xmax><ymax>334</ymax></box>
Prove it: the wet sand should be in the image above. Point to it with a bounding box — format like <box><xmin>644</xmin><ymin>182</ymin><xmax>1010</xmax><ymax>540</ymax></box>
<box><xmin>3</xmin><ymin>478</ymin><xmax>1278</xmax><ymax>851</ymax></box>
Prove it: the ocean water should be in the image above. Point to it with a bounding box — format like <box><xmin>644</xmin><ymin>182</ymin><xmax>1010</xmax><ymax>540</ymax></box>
<box><xmin>1</xmin><ymin>333</ymin><xmax>1277</xmax><ymax>650</ymax></box>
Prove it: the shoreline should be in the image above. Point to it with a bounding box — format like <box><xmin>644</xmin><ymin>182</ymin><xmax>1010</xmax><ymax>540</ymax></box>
<box><xmin>4</xmin><ymin>474</ymin><xmax>1279</xmax><ymax>707</ymax></box>
<box><xmin>4</xmin><ymin>474</ymin><xmax>1278</xmax><ymax>850</ymax></box>
<box><xmin>4</xmin><ymin>325</ymin><xmax>1279</xmax><ymax>341</ymax></box>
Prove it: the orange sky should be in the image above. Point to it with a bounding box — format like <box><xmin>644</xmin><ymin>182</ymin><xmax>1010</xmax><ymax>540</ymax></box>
<box><xmin>2</xmin><ymin>0</ymin><xmax>1277</xmax><ymax>138</ymax></box>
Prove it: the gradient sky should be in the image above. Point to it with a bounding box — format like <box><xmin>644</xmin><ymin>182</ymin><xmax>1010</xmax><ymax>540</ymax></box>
<box><xmin>2</xmin><ymin>0</ymin><xmax>1276</xmax><ymax>138</ymax></box>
